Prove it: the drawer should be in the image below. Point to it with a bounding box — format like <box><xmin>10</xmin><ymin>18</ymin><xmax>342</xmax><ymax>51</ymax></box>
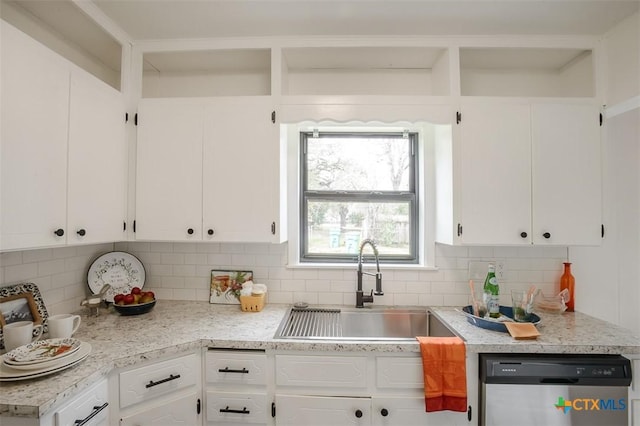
<box><xmin>120</xmin><ymin>391</ymin><xmax>199</xmax><ymax>426</ymax></box>
<box><xmin>376</xmin><ymin>356</ymin><xmax>424</xmax><ymax>389</ymax></box>
<box><xmin>119</xmin><ymin>353</ymin><xmax>198</xmax><ymax>409</ymax></box>
<box><xmin>206</xmin><ymin>390</ymin><xmax>268</xmax><ymax>424</ymax></box>
<box><xmin>55</xmin><ymin>378</ymin><xmax>109</xmax><ymax>426</ymax></box>
<box><xmin>276</xmin><ymin>354</ymin><xmax>367</xmax><ymax>388</ymax></box>
<box><xmin>206</xmin><ymin>350</ymin><xmax>267</xmax><ymax>385</ymax></box>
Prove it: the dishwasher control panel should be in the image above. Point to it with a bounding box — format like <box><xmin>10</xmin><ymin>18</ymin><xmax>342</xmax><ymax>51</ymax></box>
<box><xmin>481</xmin><ymin>354</ymin><xmax>632</xmax><ymax>386</ymax></box>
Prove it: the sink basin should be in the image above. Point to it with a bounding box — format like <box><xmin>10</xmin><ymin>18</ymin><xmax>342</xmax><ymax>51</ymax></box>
<box><xmin>274</xmin><ymin>307</ymin><xmax>455</xmax><ymax>341</ymax></box>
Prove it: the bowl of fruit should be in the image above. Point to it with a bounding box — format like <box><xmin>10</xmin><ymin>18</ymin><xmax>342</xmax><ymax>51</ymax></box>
<box><xmin>112</xmin><ymin>287</ymin><xmax>156</xmax><ymax>316</ymax></box>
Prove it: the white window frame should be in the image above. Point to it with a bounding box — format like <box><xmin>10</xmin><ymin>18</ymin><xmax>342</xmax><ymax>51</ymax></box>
<box><xmin>285</xmin><ymin>121</ymin><xmax>440</xmax><ymax>269</ymax></box>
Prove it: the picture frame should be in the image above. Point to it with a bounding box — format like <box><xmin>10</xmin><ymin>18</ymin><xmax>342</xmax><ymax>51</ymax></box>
<box><xmin>0</xmin><ymin>292</ymin><xmax>42</xmax><ymax>327</ymax></box>
<box><xmin>0</xmin><ymin>283</ymin><xmax>49</xmax><ymax>349</ymax></box>
<box><xmin>210</xmin><ymin>270</ymin><xmax>253</xmax><ymax>305</ymax></box>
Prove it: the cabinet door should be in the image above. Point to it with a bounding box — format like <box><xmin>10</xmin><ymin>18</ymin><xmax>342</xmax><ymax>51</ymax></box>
<box><xmin>119</xmin><ymin>391</ymin><xmax>199</xmax><ymax>426</ymax></box>
<box><xmin>202</xmin><ymin>99</ymin><xmax>282</xmax><ymax>242</ymax></box>
<box><xmin>531</xmin><ymin>103</ymin><xmax>602</xmax><ymax>245</ymax></box>
<box><xmin>136</xmin><ymin>99</ymin><xmax>204</xmax><ymax>241</ymax></box>
<box><xmin>67</xmin><ymin>70</ymin><xmax>127</xmax><ymax>245</ymax></box>
<box><xmin>1</xmin><ymin>22</ymin><xmax>69</xmax><ymax>250</ymax></box>
<box><xmin>459</xmin><ymin>102</ymin><xmax>532</xmax><ymax>245</ymax></box>
<box><xmin>275</xmin><ymin>395</ymin><xmax>370</xmax><ymax>426</ymax></box>
<box><xmin>55</xmin><ymin>378</ymin><xmax>110</xmax><ymax>426</ymax></box>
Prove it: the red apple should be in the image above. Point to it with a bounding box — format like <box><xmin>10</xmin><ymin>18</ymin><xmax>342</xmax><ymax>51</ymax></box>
<box><xmin>131</xmin><ymin>287</ymin><xmax>142</xmax><ymax>295</ymax></box>
<box><xmin>123</xmin><ymin>294</ymin><xmax>135</xmax><ymax>305</ymax></box>
<box><xmin>113</xmin><ymin>294</ymin><xmax>125</xmax><ymax>304</ymax></box>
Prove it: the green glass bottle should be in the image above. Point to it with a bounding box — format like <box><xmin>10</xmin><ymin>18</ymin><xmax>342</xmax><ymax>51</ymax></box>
<box><xmin>483</xmin><ymin>264</ymin><xmax>500</xmax><ymax>318</ymax></box>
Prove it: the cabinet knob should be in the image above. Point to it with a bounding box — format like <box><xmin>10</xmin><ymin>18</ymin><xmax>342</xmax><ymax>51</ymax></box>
<box><xmin>380</xmin><ymin>408</ymin><xmax>389</xmax><ymax>417</ymax></box>
<box><xmin>187</xmin><ymin>228</ymin><xmax>194</xmax><ymax>235</ymax></box>
<box><xmin>54</xmin><ymin>228</ymin><xmax>64</xmax><ymax>237</ymax></box>
<box><xmin>77</xmin><ymin>229</ymin><xmax>86</xmax><ymax>237</ymax></box>
<box><xmin>543</xmin><ymin>232</ymin><xmax>551</xmax><ymax>239</ymax></box>
<box><xmin>355</xmin><ymin>409</ymin><xmax>363</xmax><ymax>418</ymax></box>
<box><xmin>208</xmin><ymin>229</ymin><xmax>214</xmax><ymax>236</ymax></box>
<box><xmin>520</xmin><ymin>232</ymin><xmax>527</xmax><ymax>238</ymax></box>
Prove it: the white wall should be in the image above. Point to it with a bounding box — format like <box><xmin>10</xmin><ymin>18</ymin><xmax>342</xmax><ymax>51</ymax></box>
<box><xmin>569</xmin><ymin>13</ymin><xmax>640</xmax><ymax>336</ymax></box>
<box><xmin>1</xmin><ymin>241</ymin><xmax>569</xmax><ymax>318</ymax></box>
<box><xmin>0</xmin><ymin>244</ymin><xmax>115</xmax><ymax>316</ymax></box>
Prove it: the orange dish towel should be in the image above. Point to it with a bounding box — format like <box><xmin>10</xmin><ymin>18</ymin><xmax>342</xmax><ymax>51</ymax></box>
<box><xmin>416</xmin><ymin>336</ymin><xmax>467</xmax><ymax>413</ymax></box>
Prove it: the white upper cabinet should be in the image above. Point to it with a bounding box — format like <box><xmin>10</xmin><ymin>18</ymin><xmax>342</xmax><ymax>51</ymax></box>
<box><xmin>67</xmin><ymin>70</ymin><xmax>128</xmax><ymax>245</ymax></box>
<box><xmin>437</xmin><ymin>99</ymin><xmax>602</xmax><ymax>246</ymax></box>
<box><xmin>457</xmin><ymin>101</ymin><xmax>532</xmax><ymax>245</ymax></box>
<box><xmin>203</xmin><ymin>98</ymin><xmax>284</xmax><ymax>242</ymax></box>
<box><xmin>135</xmin><ymin>99</ymin><xmax>204</xmax><ymax>241</ymax></box>
<box><xmin>530</xmin><ymin>103</ymin><xmax>602</xmax><ymax>245</ymax></box>
<box><xmin>1</xmin><ymin>22</ymin><xmax>70</xmax><ymax>250</ymax></box>
<box><xmin>1</xmin><ymin>21</ymin><xmax>127</xmax><ymax>251</ymax></box>
<box><xmin>135</xmin><ymin>97</ymin><xmax>286</xmax><ymax>243</ymax></box>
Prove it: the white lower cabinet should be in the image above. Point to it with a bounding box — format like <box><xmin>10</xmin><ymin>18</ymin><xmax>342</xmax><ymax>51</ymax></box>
<box><xmin>274</xmin><ymin>353</ymin><xmax>475</xmax><ymax>426</ymax></box>
<box><xmin>119</xmin><ymin>392</ymin><xmax>200</xmax><ymax>426</ymax></box>
<box><xmin>205</xmin><ymin>349</ymin><xmax>269</xmax><ymax>425</ymax></box>
<box><xmin>38</xmin><ymin>377</ymin><xmax>110</xmax><ymax>426</ymax></box>
<box><xmin>276</xmin><ymin>395</ymin><xmax>370</xmax><ymax>425</ymax></box>
<box><xmin>113</xmin><ymin>351</ymin><xmax>202</xmax><ymax>426</ymax></box>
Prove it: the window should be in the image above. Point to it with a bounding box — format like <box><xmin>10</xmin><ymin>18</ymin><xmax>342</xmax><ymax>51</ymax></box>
<box><xmin>300</xmin><ymin>131</ymin><xmax>418</xmax><ymax>263</ymax></box>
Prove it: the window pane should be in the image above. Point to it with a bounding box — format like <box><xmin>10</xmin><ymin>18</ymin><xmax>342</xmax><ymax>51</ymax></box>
<box><xmin>306</xmin><ymin>136</ymin><xmax>411</xmax><ymax>191</ymax></box>
<box><xmin>306</xmin><ymin>200</ymin><xmax>411</xmax><ymax>256</ymax></box>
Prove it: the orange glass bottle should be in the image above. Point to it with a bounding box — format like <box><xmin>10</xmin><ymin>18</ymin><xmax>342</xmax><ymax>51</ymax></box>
<box><xmin>560</xmin><ymin>262</ymin><xmax>575</xmax><ymax>312</ymax></box>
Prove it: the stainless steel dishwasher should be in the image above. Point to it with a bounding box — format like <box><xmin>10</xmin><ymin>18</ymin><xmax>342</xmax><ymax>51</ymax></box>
<box><xmin>480</xmin><ymin>354</ymin><xmax>632</xmax><ymax>426</ymax></box>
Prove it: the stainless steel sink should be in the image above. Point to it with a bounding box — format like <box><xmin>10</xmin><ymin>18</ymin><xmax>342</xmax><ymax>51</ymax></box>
<box><xmin>274</xmin><ymin>307</ymin><xmax>455</xmax><ymax>341</ymax></box>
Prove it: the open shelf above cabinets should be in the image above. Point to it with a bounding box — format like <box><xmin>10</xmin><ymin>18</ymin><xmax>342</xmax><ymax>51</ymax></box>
<box><xmin>142</xmin><ymin>48</ymin><xmax>272</xmax><ymax>98</ymax></box>
<box><xmin>281</xmin><ymin>46</ymin><xmax>451</xmax><ymax>96</ymax></box>
<box><xmin>460</xmin><ymin>47</ymin><xmax>594</xmax><ymax>97</ymax></box>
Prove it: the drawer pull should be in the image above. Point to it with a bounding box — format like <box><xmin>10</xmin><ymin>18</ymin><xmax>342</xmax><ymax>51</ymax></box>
<box><xmin>220</xmin><ymin>406</ymin><xmax>250</xmax><ymax>414</ymax></box>
<box><xmin>218</xmin><ymin>367</ymin><xmax>249</xmax><ymax>374</ymax></box>
<box><xmin>73</xmin><ymin>402</ymin><xmax>108</xmax><ymax>426</ymax></box>
<box><xmin>145</xmin><ymin>373</ymin><xmax>181</xmax><ymax>388</ymax></box>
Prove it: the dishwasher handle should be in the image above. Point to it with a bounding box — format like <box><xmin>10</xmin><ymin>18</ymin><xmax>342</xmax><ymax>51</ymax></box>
<box><xmin>540</xmin><ymin>378</ymin><xmax>579</xmax><ymax>384</ymax></box>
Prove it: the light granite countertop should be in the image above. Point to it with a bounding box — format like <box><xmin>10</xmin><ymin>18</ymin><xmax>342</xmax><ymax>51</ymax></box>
<box><xmin>1</xmin><ymin>300</ymin><xmax>639</xmax><ymax>418</ymax></box>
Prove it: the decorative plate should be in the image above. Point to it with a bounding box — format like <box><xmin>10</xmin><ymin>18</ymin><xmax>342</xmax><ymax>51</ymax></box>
<box><xmin>461</xmin><ymin>305</ymin><xmax>541</xmax><ymax>333</ymax></box>
<box><xmin>5</xmin><ymin>338</ymin><xmax>81</xmax><ymax>364</ymax></box>
<box><xmin>87</xmin><ymin>252</ymin><xmax>146</xmax><ymax>303</ymax></box>
<box><xmin>0</xmin><ymin>342</ymin><xmax>91</xmax><ymax>381</ymax></box>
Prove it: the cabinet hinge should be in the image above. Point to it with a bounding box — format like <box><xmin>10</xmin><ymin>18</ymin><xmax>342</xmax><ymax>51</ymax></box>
<box><xmin>456</xmin><ymin>111</ymin><xmax>462</xmax><ymax>124</ymax></box>
<box><xmin>601</xmin><ymin>224</ymin><xmax>605</xmax><ymax>238</ymax></box>
<box><xmin>457</xmin><ymin>223</ymin><xmax>463</xmax><ymax>237</ymax></box>
<box><xmin>125</xmin><ymin>112</ymin><xmax>129</xmax><ymax>123</ymax></box>
<box><xmin>271</xmin><ymin>110</ymin><xmax>276</xmax><ymax>124</ymax></box>
<box><xmin>133</xmin><ymin>220</ymin><xmax>136</xmax><ymax>233</ymax></box>
<box><xmin>467</xmin><ymin>405</ymin><xmax>472</xmax><ymax>422</ymax></box>
<box><xmin>271</xmin><ymin>222</ymin><xmax>276</xmax><ymax>235</ymax></box>
<box><xmin>197</xmin><ymin>398</ymin><xmax>201</xmax><ymax>415</ymax></box>
<box><xmin>271</xmin><ymin>402</ymin><xmax>276</xmax><ymax>417</ymax></box>
<box><xmin>134</xmin><ymin>113</ymin><xmax>138</xmax><ymax>126</ymax></box>
<box><xmin>599</xmin><ymin>113</ymin><xmax>603</xmax><ymax>126</ymax></box>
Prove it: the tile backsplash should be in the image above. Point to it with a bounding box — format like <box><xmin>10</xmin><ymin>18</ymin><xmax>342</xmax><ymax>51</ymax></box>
<box><xmin>1</xmin><ymin>241</ymin><xmax>569</xmax><ymax>315</ymax></box>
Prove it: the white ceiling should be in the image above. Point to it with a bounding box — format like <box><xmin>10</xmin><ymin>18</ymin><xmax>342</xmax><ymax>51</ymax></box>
<box><xmin>93</xmin><ymin>0</ymin><xmax>639</xmax><ymax>39</ymax></box>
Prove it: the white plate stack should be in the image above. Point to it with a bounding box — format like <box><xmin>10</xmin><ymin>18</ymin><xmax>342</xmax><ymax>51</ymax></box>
<box><xmin>1</xmin><ymin>338</ymin><xmax>91</xmax><ymax>381</ymax></box>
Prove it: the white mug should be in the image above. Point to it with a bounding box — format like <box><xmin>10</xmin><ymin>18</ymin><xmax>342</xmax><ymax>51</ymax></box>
<box><xmin>3</xmin><ymin>321</ymin><xmax>43</xmax><ymax>352</ymax></box>
<box><xmin>47</xmin><ymin>314</ymin><xmax>81</xmax><ymax>338</ymax></box>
